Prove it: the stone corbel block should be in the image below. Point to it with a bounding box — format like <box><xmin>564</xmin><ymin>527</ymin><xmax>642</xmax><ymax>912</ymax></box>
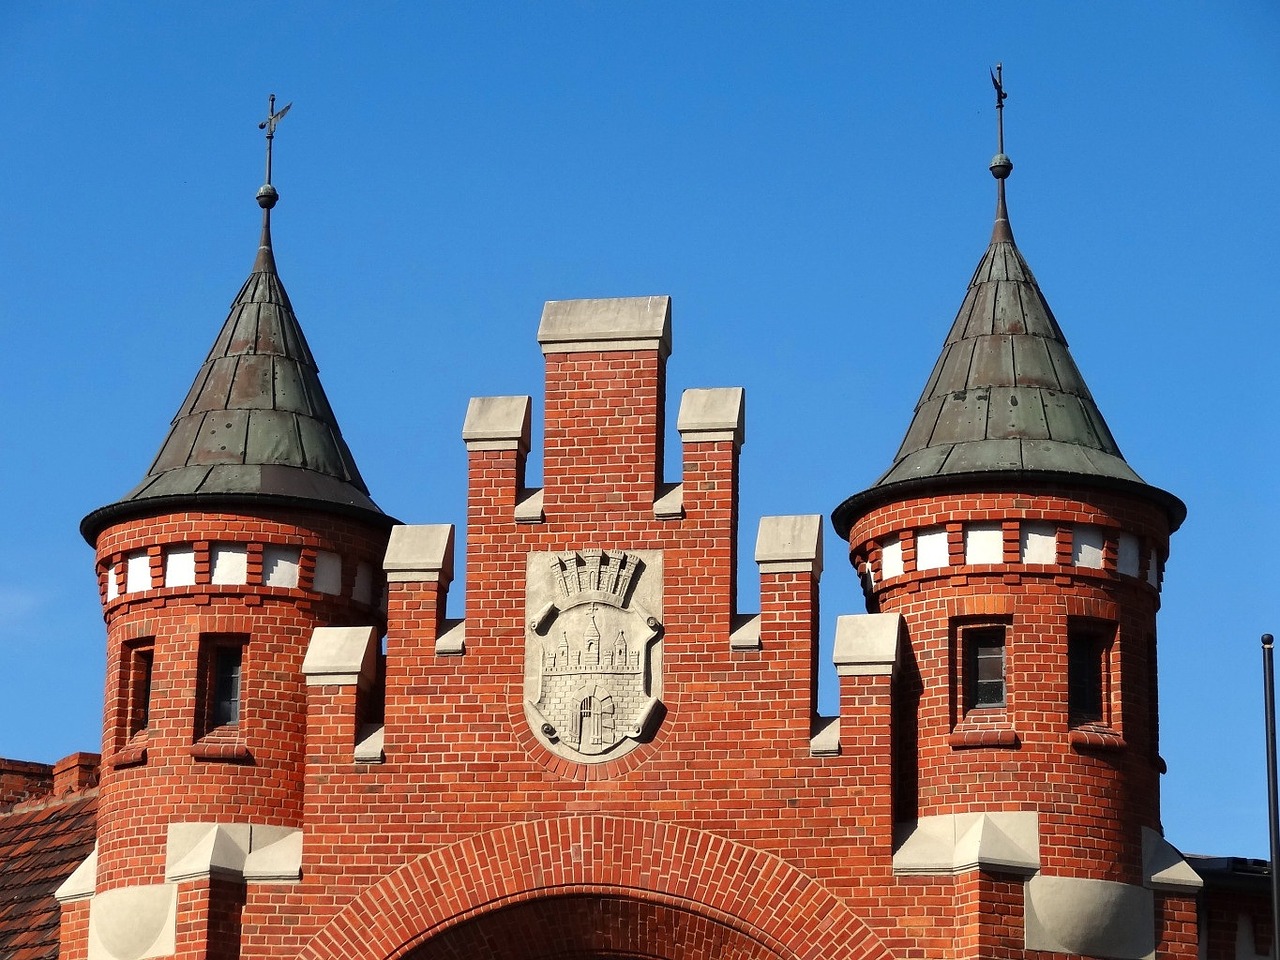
<box><xmin>87</xmin><ymin>883</ymin><xmax>177</xmax><ymax>960</ymax></box>
<box><xmin>833</xmin><ymin>613</ymin><xmax>902</xmax><ymax>678</ymax></box>
<box><xmin>165</xmin><ymin>823</ymin><xmax>302</xmax><ymax>884</ymax></box>
<box><xmin>755</xmin><ymin>515</ymin><xmax>823</xmax><ymax>576</ymax></box>
<box><xmin>302</xmin><ymin>625</ymin><xmax>379</xmax><ymax>688</ymax></box>
<box><xmin>462</xmin><ymin>395</ymin><xmax>532</xmax><ymax>452</ymax></box>
<box><xmin>242</xmin><ymin>829</ymin><xmax>304</xmax><ymax>884</ymax></box>
<box><xmin>436</xmin><ymin>618</ymin><xmax>466</xmax><ymax>656</ymax></box>
<box><xmin>537</xmin><ymin>296</ymin><xmax>672</xmax><ymax>357</ymax></box>
<box><xmin>677</xmin><ymin>387</ymin><xmax>745</xmax><ymax>448</ymax></box>
<box><xmin>165</xmin><ymin>823</ymin><xmax>250</xmax><ymax>882</ymax></box>
<box><xmin>384</xmin><ymin>524</ymin><xmax>455</xmax><ymax>585</ymax></box>
<box><xmin>355</xmin><ymin>723</ymin><xmax>385</xmax><ymax>763</ymax></box>
<box><xmin>653</xmin><ymin>482</ymin><xmax>683</xmax><ymax>520</ymax></box>
<box><xmin>54</xmin><ymin>844</ymin><xmax>97</xmax><ymax>903</ymax></box>
<box><xmin>810</xmin><ymin>716</ymin><xmax>840</xmax><ymax>757</ymax></box>
<box><xmin>893</xmin><ymin>811</ymin><xmax>1040</xmax><ymax>876</ymax></box>
<box><xmin>1141</xmin><ymin>827</ymin><xmax>1203</xmax><ymax>892</ymax></box>
<box><xmin>515</xmin><ymin>488</ymin><xmax>545</xmax><ymax>523</ymax></box>
<box><xmin>729</xmin><ymin>613</ymin><xmax>761</xmax><ymax>651</ymax></box>
<box><xmin>1025</xmin><ymin>875</ymin><xmax>1155</xmax><ymax>959</ymax></box>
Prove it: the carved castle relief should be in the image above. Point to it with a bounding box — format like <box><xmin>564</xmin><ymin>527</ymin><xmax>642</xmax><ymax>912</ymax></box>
<box><xmin>524</xmin><ymin>550</ymin><xmax>663</xmax><ymax>762</ymax></box>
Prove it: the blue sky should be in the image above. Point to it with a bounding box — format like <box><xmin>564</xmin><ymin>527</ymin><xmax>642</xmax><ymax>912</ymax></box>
<box><xmin>1</xmin><ymin>3</ymin><xmax>1276</xmax><ymax>858</ymax></box>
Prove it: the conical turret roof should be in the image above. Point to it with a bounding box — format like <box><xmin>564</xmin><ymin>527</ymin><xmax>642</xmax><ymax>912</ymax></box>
<box><xmin>82</xmin><ymin>188</ymin><xmax>391</xmax><ymax>543</ymax></box>
<box><xmin>833</xmin><ymin>128</ymin><xmax>1183</xmax><ymax>538</ymax></box>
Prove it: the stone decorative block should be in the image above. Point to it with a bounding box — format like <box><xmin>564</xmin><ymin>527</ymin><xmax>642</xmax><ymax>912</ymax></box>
<box><xmin>755</xmin><ymin>515</ymin><xmax>823</xmax><ymax>575</ymax></box>
<box><xmin>537</xmin><ymin>296</ymin><xmax>672</xmax><ymax>357</ymax></box>
<box><xmin>524</xmin><ymin>549</ymin><xmax>663</xmax><ymax>763</ymax></box>
<box><xmin>1024</xmin><ymin>875</ymin><xmax>1154</xmax><ymax>959</ymax></box>
<box><xmin>302</xmin><ymin>626</ymin><xmax>379</xmax><ymax>687</ymax></box>
<box><xmin>892</xmin><ymin>811</ymin><xmax>1040</xmax><ymax>876</ymax></box>
<box><xmin>1141</xmin><ymin>827</ymin><xmax>1203</xmax><ymax>892</ymax></box>
<box><xmin>462</xmin><ymin>395</ymin><xmax>532</xmax><ymax>452</ymax></box>
<box><xmin>833</xmin><ymin>614</ymin><xmax>902</xmax><ymax>678</ymax></box>
<box><xmin>384</xmin><ymin>524</ymin><xmax>454</xmax><ymax>583</ymax></box>
<box><xmin>677</xmin><ymin>387</ymin><xmax>745</xmax><ymax>447</ymax></box>
<box><xmin>87</xmin><ymin>883</ymin><xmax>177</xmax><ymax>960</ymax></box>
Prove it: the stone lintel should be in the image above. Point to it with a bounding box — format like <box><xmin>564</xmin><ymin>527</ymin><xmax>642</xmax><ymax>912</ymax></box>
<box><xmin>384</xmin><ymin>524</ymin><xmax>455</xmax><ymax>583</ymax></box>
<box><xmin>1025</xmin><ymin>875</ymin><xmax>1155</xmax><ymax>959</ymax></box>
<box><xmin>677</xmin><ymin>387</ymin><xmax>745</xmax><ymax>447</ymax></box>
<box><xmin>462</xmin><ymin>395</ymin><xmax>532</xmax><ymax>452</ymax></box>
<box><xmin>755</xmin><ymin>515</ymin><xmax>823</xmax><ymax>575</ymax></box>
<box><xmin>1141</xmin><ymin>827</ymin><xmax>1204</xmax><ymax>892</ymax></box>
<box><xmin>537</xmin><ymin>296</ymin><xmax>672</xmax><ymax>357</ymax></box>
<box><xmin>833</xmin><ymin>613</ymin><xmax>902</xmax><ymax>677</ymax></box>
<box><xmin>302</xmin><ymin>626</ymin><xmax>379</xmax><ymax>687</ymax></box>
<box><xmin>893</xmin><ymin>811</ymin><xmax>1040</xmax><ymax>876</ymax></box>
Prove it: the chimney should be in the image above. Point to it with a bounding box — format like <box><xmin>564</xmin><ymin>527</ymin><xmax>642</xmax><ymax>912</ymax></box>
<box><xmin>52</xmin><ymin>752</ymin><xmax>100</xmax><ymax>796</ymax></box>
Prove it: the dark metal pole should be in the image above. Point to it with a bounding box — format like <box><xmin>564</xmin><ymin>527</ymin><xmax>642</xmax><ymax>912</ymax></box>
<box><xmin>1262</xmin><ymin>633</ymin><xmax>1279</xmax><ymax>948</ymax></box>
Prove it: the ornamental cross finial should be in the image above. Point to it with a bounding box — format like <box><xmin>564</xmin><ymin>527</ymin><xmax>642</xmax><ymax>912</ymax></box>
<box><xmin>258</xmin><ymin>93</ymin><xmax>292</xmax><ymax>186</ymax></box>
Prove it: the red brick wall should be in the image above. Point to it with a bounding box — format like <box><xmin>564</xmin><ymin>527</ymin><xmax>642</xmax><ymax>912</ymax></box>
<box><xmin>0</xmin><ymin>759</ymin><xmax>52</xmax><ymax>809</ymax></box>
<box><xmin>91</xmin><ymin>508</ymin><xmax>389</xmax><ymax>891</ymax></box>
<box><xmin>68</xmin><ymin>330</ymin><xmax>1198</xmax><ymax>959</ymax></box>
<box><xmin>847</xmin><ymin>488</ymin><xmax>1171</xmax><ymax>883</ymax></box>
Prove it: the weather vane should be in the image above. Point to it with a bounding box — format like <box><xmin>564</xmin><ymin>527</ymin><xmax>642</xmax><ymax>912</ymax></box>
<box><xmin>990</xmin><ymin>63</ymin><xmax>1008</xmax><ymax>156</ymax></box>
<box><xmin>258</xmin><ymin>94</ymin><xmax>292</xmax><ymax>187</ymax></box>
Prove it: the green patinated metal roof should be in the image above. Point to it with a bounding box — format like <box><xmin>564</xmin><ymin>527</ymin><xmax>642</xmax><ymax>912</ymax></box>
<box><xmin>832</xmin><ymin>176</ymin><xmax>1184</xmax><ymax>538</ymax></box>
<box><xmin>82</xmin><ymin>197</ymin><xmax>391</xmax><ymax>543</ymax></box>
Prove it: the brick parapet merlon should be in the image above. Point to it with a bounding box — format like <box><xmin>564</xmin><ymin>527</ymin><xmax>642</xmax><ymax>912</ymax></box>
<box><xmin>383</xmin><ymin>524</ymin><xmax>456</xmax><ymax>653</ymax></box>
<box><xmin>536</xmin><ymin>297</ymin><xmax>670</xmax><ymax>514</ymax></box>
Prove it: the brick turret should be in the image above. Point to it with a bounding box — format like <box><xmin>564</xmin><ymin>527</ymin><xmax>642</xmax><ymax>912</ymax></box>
<box><xmin>831</xmin><ymin>99</ymin><xmax>1197</xmax><ymax>956</ymax></box>
<box><xmin>74</xmin><ymin>161</ymin><xmax>395</xmax><ymax>949</ymax></box>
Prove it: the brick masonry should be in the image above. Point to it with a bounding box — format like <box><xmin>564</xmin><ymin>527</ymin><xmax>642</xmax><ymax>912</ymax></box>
<box><xmin>46</xmin><ymin>296</ymin><xmax>1261</xmax><ymax>960</ymax></box>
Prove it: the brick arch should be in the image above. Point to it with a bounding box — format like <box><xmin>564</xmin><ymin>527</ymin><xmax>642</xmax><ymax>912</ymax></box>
<box><xmin>301</xmin><ymin>816</ymin><xmax>895</xmax><ymax>960</ymax></box>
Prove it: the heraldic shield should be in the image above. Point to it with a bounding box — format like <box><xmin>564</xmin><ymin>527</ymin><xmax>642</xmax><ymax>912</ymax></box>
<box><xmin>525</xmin><ymin>549</ymin><xmax>663</xmax><ymax>762</ymax></box>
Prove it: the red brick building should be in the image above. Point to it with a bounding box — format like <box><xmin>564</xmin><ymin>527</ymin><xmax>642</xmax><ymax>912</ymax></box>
<box><xmin>1</xmin><ymin>113</ymin><xmax>1272</xmax><ymax>959</ymax></box>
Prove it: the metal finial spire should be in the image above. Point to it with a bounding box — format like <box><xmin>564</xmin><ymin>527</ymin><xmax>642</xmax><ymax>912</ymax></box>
<box><xmin>991</xmin><ymin>64</ymin><xmax>1008</xmax><ymax>155</ymax></box>
<box><xmin>253</xmin><ymin>94</ymin><xmax>290</xmax><ymax>272</ymax></box>
<box><xmin>987</xmin><ymin>64</ymin><xmax>1014</xmax><ymax>243</ymax></box>
<box><xmin>258</xmin><ymin>94</ymin><xmax>291</xmax><ymax>188</ymax></box>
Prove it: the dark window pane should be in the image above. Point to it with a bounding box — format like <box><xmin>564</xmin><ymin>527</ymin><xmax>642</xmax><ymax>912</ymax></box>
<box><xmin>212</xmin><ymin>646</ymin><xmax>242</xmax><ymax>728</ymax></box>
<box><xmin>965</xmin><ymin>626</ymin><xmax>1005</xmax><ymax>710</ymax></box>
<box><xmin>1068</xmin><ymin>624</ymin><xmax>1106</xmax><ymax>725</ymax></box>
<box><xmin>129</xmin><ymin>644</ymin><xmax>154</xmax><ymax>737</ymax></box>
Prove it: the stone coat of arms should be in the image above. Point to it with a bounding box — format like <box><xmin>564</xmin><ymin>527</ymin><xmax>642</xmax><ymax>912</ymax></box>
<box><xmin>524</xmin><ymin>549</ymin><xmax>663</xmax><ymax>762</ymax></box>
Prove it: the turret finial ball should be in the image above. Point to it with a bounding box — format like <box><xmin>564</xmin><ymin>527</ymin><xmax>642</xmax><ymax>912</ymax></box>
<box><xmin>989</xmin><ymin>153</ymin><xmax>1013</xmax><ymax>180</ymax></box>
<box><xmin>256</xmin><ymin>183</ymin><xmax>279</xmax><ymax>209</ymax></box>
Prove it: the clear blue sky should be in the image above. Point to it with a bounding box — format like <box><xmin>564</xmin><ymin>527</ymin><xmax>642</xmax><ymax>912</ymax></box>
<box><xmin>1</xmin><ymin>3</ymin><xmax>1276</xmax><ymax>859</ymax></box>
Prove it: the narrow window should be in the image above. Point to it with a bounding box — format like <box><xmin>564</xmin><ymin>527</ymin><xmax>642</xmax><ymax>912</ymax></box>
<box><xmin>1068</xmin><ymin>621</ymin><xmax>1110</xmax><ymax>725</ymax></box>
<box><xmin>212</xmin><ymin>646</ymin><xmax>242</xmax><ymax>728</ymax></box>
<box><xmin>965</xmin><ymin>626</ymin><xmax>1006</xmax><ymax>710</ymax></box>
<box><xmin>197</xmin><ymin>635</ymin><xmax>247</xmax><ymax>737</ymax></box>
<box><xmin>129</xmin><ymin>644</ymin><xmax>154</xmax><ymax>737</ymax></box>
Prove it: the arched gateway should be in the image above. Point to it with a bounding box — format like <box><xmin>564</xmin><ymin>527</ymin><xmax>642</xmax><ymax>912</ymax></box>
<box><xmin>301</xmin><ymin>817</ymin><xmax>894</xmax><ymax>960</ymax></box>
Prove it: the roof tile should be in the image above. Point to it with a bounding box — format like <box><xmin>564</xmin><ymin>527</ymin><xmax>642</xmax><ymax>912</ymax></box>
<box><xmin>0</xmin><ymin>793</ymin><xmax>97</xmax><ymax>960</ymax></box>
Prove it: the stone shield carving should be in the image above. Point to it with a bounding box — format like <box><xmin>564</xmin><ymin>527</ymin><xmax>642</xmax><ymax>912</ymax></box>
<box><xmin>525</xmin><ymin>549</ymin><xmax>663</xmax><ymax>763</ymax></box>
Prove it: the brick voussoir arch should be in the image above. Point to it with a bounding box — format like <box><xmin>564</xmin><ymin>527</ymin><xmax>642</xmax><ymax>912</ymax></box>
<box><xmin>301</xmin><ymin>815</ymin><xmax>895</xmax><ymax>960</ymax></box>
